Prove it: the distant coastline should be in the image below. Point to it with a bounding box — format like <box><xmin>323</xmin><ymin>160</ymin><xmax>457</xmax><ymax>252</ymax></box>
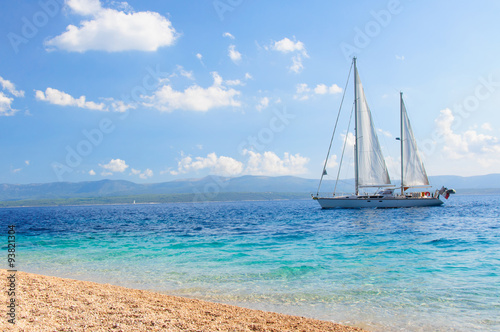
<box><xmin>1</xmin><ymin>174</ymin><xmax>499</xmax><ymax>208</ymax></box>
<box><xmin>1</xmin><ymin>189</ymin><xmax>499</xmax><ymax>208</ymax></box>
<box><xmin>0</xmin><ymin>192</ymin><xmax>309</xmax><ymax>208</ymax></box>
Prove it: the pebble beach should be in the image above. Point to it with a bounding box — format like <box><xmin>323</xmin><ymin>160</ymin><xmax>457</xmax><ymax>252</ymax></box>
<box><xmin>1</xmin><ymin>270</ymin><xmax>366</xmax><ymax>331</ymax></box>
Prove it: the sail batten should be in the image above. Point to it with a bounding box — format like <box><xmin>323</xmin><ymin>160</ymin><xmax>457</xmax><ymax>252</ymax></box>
<box><xmin>355</xmin><ymin>68</ymin><xmax>392</xmax><ymax>187</ymax></box>
<box><xmin>401</xmin><ymin>98</ymin><xmax>429</xmax><ymax>187</ymax></box>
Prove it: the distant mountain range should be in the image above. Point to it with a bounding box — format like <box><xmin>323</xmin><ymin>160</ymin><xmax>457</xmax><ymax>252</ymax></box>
<box><xmin>1</xmin><ymin>174</ymin><xmax>499</xmax><ymax>202</ymax></box>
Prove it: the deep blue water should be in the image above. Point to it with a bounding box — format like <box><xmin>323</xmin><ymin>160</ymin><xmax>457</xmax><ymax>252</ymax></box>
<box><xmin>1</xmin><ymin>195</ymin><xmax>499</xmax><ymax>331</ymax></box>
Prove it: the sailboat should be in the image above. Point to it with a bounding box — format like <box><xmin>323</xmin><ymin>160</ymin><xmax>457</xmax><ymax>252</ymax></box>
<box><xmin>313</xmin><ymin>58</ymin><xmax>455</xmax><ymax>208</ymax></box>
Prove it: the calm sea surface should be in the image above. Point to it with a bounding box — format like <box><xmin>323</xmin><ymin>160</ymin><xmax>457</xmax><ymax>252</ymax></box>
<box><xmin>1</xmin><ymin>195</ymin><xmax>499</xmax><ymax>331</ymax></box>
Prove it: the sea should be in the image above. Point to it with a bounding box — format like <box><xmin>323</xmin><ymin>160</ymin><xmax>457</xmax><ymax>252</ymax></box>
<box><xmin>1</xmin><ymin>194</ymin><xmax>499</xmax><ymax>331</ymax></box>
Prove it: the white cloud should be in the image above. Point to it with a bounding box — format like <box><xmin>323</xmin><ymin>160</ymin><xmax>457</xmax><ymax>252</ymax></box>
<box><xmin>434</xmin><ymin>109</ymin><xmax>500</xmax><ymax>166</ymax></box>
<box><xmin>99</xmin><ymin>158</ymin><xmax>129</xmax><ymax>174</ymax></box>
<box><xmin>144</xmin><ymin>72</ymin><xmax>241</xmax><ymax>112</ymax></box>
<box><xmin>225</xmin><ymin>79</ymin><xmax>242</xmax><ymax>86</ymax></box>
<box><xmin>341</xmin><ymin>132</ymin><xmax>356</xmax><ymax>152</ymax></box>
<box><xmin>324</xmin><ymin>155</ymin><xmax>339</xmax><ymax>170</ymax></box>
<box><xmin>243</xmin><ymin>150</ymin><xmax>309</xmax><ymax>176</ymax></box>
<box><xmin>0</xmin><ymin>76</ymin><xmax>24</xmax><ymax>116</ymax></box>
<box><xmin>25</xmin><ymin>160</ymin><xmax>30</xmax><ymax>166</ymax></box>
<box><xmin>228</xmin><ymin>45</ymin><xmax>242</xmax><ymax>64</ymax></box>
<box><xmin>0</xmin><ymin>76</ymin><xmax>24</xmax><ymax>97</ymax></box>
<box><xmin>272</xmin><ymin>37</ymin><xmax>306</xmax><ymax>54</ymax></box>
<box><xmin>89</xmin><ymin>169</ymin><xmax>96</xmax><ymax>175</ymax></box>
<box><xmin>481</xmin><ymin>122</ymin><xmax>493</xmax><ymax>131</ymax></box>
<box><xmin>223</xmin><ymin>32</ymin><xmax>235</xmax><ymax>39</ymax></box>
<box><xmin>12</xmin><ymin>168</ymin><xmax>22</xmax><ymax>173</ymax></box>
<box><xmin>296</xmin><ymin>83</ymin><xmax>310</xmax><ymax>94</ymax></box>
<box><xmin>396</xmin><ymin>55</ymin><xmax>405</xmax><ymax>61</ymax></box>
<box><xmin>377</xmin><ymin>128</ymin><xmax>392</xmax><ymax>138</ymax></box>
<box><xmin>196</xmin><ymin>53</ymin><xmax>204</xmax><ymax>66</ymax></box>
<box><xmin>170</xmin><ymin>151</ymin><xmax>310</xmax><ymax>177</ymax></box>
<box><xmin>67</xmin><ymin>0</ymin><xmax>102</xmax><ymax>15</ymax></box>
<box><xmin>45</xmin><ymin>0</ymin><xmax>178</xmax><ymax>52</ymax></box>
<box><xmin>171</xmin><ymin>153</ymin><xmax>244</xmax><ymax>176</ymax></box>
<box><xmin>256</xmin><ymin>97</ymin><xmax>269</xmax><ymax>111</ymax></box>
<box><xmin>295</xmin><ymin>83</ymin><xmax>343</xmax><ymax>100</ymax></box>
<box><xmin>271</xmin><ymin>37</ymin><xmax>308</xmax><ymax>73</ymax></box>
<box><xmin>35</xmin><ymin>88</ymin><xmax>106</xmax><ymax>111</ymax></box>
<box><xmin>111</xmin><ymin>99</ymin><xmax>135</xmax><ymax>112</ymax></box>
<box><xmin>314</xmin><ymin>84</ymin><xmax>343</xmax><ymax>95</ymax></box>
<box><xmin>130</xmin><ymin>168</ymin><xmax>153</xmax><ymax>179</ymax></box>
<box><xmin>290</xmin><ymin>55</ymin><xmax>304</xmax><ymax>74</ymax></box>
<box><xmin>0</xmin><ymin>92</ymin><xmax>16</xmax><ymax>116</ymax></box>
<box><xmin>140</xmin><ymin>168</ymin><xmax>153</xmax><ymax>179</ymax></box>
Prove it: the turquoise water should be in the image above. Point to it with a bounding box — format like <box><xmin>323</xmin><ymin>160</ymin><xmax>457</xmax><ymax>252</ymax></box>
<box><xmin>1</xmin><ymin>195</ymin><xmax>499</xmax><ymax>331</ymax></box>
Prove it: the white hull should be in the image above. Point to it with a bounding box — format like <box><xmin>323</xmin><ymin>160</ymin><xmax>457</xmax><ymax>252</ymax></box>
<box><xmin>315</xmin><ymin>195</ymin><xmax>443</xmax><ymax>209</ymax></box>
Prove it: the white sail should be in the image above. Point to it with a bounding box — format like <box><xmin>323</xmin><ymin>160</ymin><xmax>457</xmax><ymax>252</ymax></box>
<box><xmin>401</xmin><ymin>98</ymin><xmax>429</xmax><ymax>187</ymax></box>
<box><xmin>355</xmin><ymin>68</ymin><xmax>392</xmax><ymax>187</ymax></box>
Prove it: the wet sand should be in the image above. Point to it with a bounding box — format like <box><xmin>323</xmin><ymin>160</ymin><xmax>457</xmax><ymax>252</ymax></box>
<box><xmin>1</xmin><ymin>269</ymin><xmax>366</xmax><ymax>331</ymax></box>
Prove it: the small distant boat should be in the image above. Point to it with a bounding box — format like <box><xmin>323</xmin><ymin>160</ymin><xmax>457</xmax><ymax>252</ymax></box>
<box><xmin>313</xmin><ymin>58</ymin><xmax>455</xmax><ymax>208</ymax></box>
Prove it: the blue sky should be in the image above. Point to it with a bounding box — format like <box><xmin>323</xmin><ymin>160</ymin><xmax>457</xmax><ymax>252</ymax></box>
<box><xmin>1</xmin><ymin>0</ymin><xmax>500</xmax><ymax>184</ymax></box>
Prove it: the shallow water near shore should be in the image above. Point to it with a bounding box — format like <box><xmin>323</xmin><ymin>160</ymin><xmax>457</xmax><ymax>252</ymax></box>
<box><xmin>2</xmin><ymin>195</ymin><xmax>499</xmax><ymax>331</ymax></box>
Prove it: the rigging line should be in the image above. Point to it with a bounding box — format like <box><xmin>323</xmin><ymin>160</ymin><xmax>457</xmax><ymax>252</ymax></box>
<box><xmin>316</xmin><ymin>60</ymin><xmax>354</xmax><ymax>196</ymax></box>
<box><xmin>334</xmin><ymin>102</ymin><xmax>355</xmax><ymax>195</ymax></box>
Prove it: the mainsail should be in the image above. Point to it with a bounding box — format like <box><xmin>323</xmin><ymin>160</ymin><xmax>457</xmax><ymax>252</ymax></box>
<box><xmin>355</xmin><ymin>67</ymin><xmax>392</xmax><ymax>187</ymax></box>
<box><xmin>401</xmin><ymin>96</ymin><xmax>429</xmax><ymax>187</ymax></box>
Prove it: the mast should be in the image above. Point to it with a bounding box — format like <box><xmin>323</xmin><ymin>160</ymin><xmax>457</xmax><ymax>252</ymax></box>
<box><xmin>400</xmin><ymin>92</ymin><xmax>404</xmax><ymax>196</ymax></box>
<box><xmin>353</xmin><ymin>57</ymin><xmax>359</xmax><ymax>195</ymax></box>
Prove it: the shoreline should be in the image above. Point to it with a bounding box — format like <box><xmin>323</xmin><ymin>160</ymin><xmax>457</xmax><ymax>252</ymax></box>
<box><xmin>1</xmin><ymin>269</ymin><xmax>366</xmax><ymax>331</ymax></box>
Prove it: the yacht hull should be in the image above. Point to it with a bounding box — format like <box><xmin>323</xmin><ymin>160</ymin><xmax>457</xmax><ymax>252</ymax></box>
<box><xmin>315</xmin><ymin>196</ymin><xmax>443</xmax><ymax>209</ymax></box>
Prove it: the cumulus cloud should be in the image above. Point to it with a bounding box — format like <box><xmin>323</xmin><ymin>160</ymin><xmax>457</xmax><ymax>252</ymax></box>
<box><xmin>110</xmin><ymin>99</ymin><xmax>135</xmax><ymax>113</ymax></box>
<box><xmin>270</xmin><ymin>37</ymin><xmax>308</xmax><ymax>73</ymax></box>
<box><xmin>130</xmin><ymin>168</ymin><xmax>153</xmax><ymax>179</ymax></box>
<box><xmin>481</xmin><ymin>122</ymin><xmax>493</xmax><ymax>131</ymax></box>
<box><xmin>0</xmin><ymin>93</ymin><xmax>16</xmax><ymax>116</ymax></box>
<box><xmin>67</xmin><ymin>0</ymin><xmax>102</xmax><ymax>15</ymax></box>
<box><xmin>243</xmin><ymin>150</ymin><xmax>309</xmax><ymax>176</ymax></box>
<box><xmin>222</xmin><ymin>32</ymin><xmax>235</xmax><ymax>39</ymax></box>
<box><xmin>377</xmin><ymin>128</ymin><xmax>392</xmax><ymax>138</ymax></box>
<box><xmin>171</xmin><ymin>153</ymin><xmax>244</xmax><ymax>176</ymax></box>
<box><xmin>35</xmin><ymin>88</ymin><xmax>106</xmax><ymax>111</ymax></box>
<box><xmin>89</xmin><ymin>169</ymin><xmax>96</xmax><ymax>175</ymax></box>
<box><xmin>144</xmin><ymin>72</ymin><xmax>241</xmax><ymax>112</ymax></box>
<box><xmin>170</xmin><ymin>151</ymin><xmax>309</xmax><ymax>177</ymax></box>
<box><xmin>228</xmin><ymin>45</ymin><xmax>242</xmax><ymax>64</ymax></box>
<box><xmin>272</xmin><ymin>37</ymin><xmax>306</xmax><ymax>53</ymax></box>
<box><xmin>294</xmin><ymin>83</ymin><xmax>342</xmax><ymax>100</ymax></box>
<box><xmin>256</xmin><ymin>97</ymin><xmax>270</xmax><ymax>111</ymax></box>
<box><xmin>0</xmin><ymin>76</ymin><xmax>24</xmax><ymax>97</ymax></box>
<box><xmin>434</xmin><ymin>108</ymin><xmax>500</xmax><ymax>167</ymax></box>
<box><xmin>314</xmin><ymin>84</ymin><xmax>343</xmax><ymax>95</ymax></box>
<box><xmin>99</xmin><ymin>158</ymin><xmax>129</xmax><ymax>175</ymax></box>
<box><xmin>45</xmin><ymin>0</ymin><xmax>178</xmax><ymax>52</ymax></box>
<box><xmin>0</xmin><ymin>76</ymin><xmax>24</xmax><ymax>116</ymax></box>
